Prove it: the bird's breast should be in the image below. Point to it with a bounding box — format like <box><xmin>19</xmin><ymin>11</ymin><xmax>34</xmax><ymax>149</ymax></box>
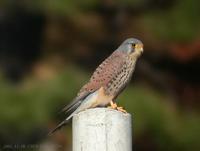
<box><xmin>105</xmin><ymin>57</ymin><xmax>136</xmax><ymax>96</ymax></box>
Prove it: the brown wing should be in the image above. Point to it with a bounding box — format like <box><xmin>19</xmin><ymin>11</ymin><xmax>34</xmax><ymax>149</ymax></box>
<box><xmin>61</xmin><ymin>51</ymin><xmax>126</xmax><ymax>113</ymax></box>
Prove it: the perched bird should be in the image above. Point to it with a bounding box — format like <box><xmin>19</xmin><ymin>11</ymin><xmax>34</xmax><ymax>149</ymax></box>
<box><xmin>49</xmin><ymin>38</ymin><xmax>143</xmax><ymax>134</ymax></box>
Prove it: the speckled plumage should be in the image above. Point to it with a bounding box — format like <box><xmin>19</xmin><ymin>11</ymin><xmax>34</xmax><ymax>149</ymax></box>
<box><xmin>80</xmin><ymin>51</ymin><xmax>127</xmax><ymax>97</ymax></box>
<box><xmin>49</xmin><ymin>38</ymin><xmax>143</xmax><ymax>134</ymax></box>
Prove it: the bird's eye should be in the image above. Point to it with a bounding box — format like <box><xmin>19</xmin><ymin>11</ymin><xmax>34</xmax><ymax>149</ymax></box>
<box><xmin>130</xmin><ymin>43</ymin><xmax>136</xmax><ymax>53</ymax></box>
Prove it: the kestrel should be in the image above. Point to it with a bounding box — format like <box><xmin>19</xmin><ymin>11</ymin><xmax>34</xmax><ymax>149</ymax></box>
<box><xmin>49</xmin><ymin>38</ymin><xmax>143</xmax><ymax>134</ymax></box>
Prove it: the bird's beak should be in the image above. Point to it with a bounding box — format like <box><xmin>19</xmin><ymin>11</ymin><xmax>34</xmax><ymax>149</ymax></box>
<box><xmin>135</xmin><ymin>44</ymin><xmax>144</xmax><ymax>54</ymax></box>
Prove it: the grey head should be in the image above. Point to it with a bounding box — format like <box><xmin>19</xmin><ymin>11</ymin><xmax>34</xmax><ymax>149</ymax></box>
<box><xmin>117</xmin><ymin>38</ymin><xmax>143</xmax><ymax>54</ymax></box>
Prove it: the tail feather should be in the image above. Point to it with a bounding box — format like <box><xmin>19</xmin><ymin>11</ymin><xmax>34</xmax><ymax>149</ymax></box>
<box><xmin>60</xmin><ymin>92</ymin><xmax>92</xmax><ymax>114</ymax></box>
<box><xmin>48</xmin><ymin>119</ymin><xmax>69</xmax><ymax>135</ymax></box>
<box><xmin>60</xmin><ymin>100</ymin><xmax>81</xmax><ymax>114</ymax></box>
<box><xmin>49</xmin><ymin>101</ymin><xmax>82</xmax><ymax>135</ymax></box>
<box><xmin>49</xmin><ymin>91</ymin><xmax>98</xmax><ymax>135</ymax></box>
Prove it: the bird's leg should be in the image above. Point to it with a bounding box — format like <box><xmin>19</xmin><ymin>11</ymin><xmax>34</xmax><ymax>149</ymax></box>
<box><xmin>107</xmin><ymin>100</ymin><xmax>117</xmax><ymax>109</ymax></box>
<box><xmin>107</xmin><ymin>101</ymin><xmax>127</xmax><ymax>113</ymax></box>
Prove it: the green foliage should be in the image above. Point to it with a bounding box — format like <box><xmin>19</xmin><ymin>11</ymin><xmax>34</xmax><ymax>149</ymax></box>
<box><xmin>119</xmin><ymin>85</ymin><xmax>200</xmax><ymax>151</ymax></box>
<box><xmin>0</xmin><ymin>66</ymin><xmax>87</xmax><ymax>136</ymax></box>
<box><xmin>2</xmin><ymin>0</ymin><xmax>199</xmax><ymax>41</ymax></box>
<box><xmin>143</xmin><ymin>0</ymin><xmax>200</xmax><ymax>41</ymax></box>
<box><xmin>24</xmin><ymin>0</ymin><xmax>99</xmax><ymax>17</ymax></box>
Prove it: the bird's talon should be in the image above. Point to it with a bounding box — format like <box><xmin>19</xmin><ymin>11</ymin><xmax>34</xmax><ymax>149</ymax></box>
<box><xmin>117</xmin><ymin>107</ymin><xmax>127</xmax><ymax>113</ymax></box>
<box><xmin>107</xmin><ymin>104</ymin><xmax>117</xmax><ymax>109</ymax></box>
<box><xmin>108</xmin><ymin>101</ymin><xmax>118</xmax><ymax>109</ymax></box>
<box><xmin>113</xmin><ymin>103</ymin><xmax>117</xmax><ymax>109</ymax></box>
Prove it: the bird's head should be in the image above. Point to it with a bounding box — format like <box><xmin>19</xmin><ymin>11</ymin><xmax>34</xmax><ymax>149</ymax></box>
<box><xmin>117</xmin><ymin>38</ymin><xmax>143</xmax><ymax>58</ymax></box>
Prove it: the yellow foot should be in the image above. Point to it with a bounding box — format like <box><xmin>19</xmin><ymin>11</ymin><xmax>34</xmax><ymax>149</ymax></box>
<box><xmin>107</xmin><ymin>101</ymin><xmax>127</xmax><ymax>113</ymax></box>
<box><xmin>107</xmin><ymin>101</ymin><xmax>117</xmax><ymax>109</ymax></box>
<box><xmin>117</xmin><ymin>106</ymin><xmax>127</xmax><ymax>113</ymax></box>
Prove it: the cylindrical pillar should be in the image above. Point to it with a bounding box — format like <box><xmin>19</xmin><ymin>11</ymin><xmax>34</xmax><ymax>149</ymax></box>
<box><xmin>73</xmin><ymin>108</ymin><xmax>132</xmax><ymax>151</ymax></box>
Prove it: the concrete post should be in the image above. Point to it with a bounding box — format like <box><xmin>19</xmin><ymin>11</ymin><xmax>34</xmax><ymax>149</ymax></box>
<box><xmin>72</xmin><ymin>108</ymin><xmax>132</xmax><ymax>151</ymax></box>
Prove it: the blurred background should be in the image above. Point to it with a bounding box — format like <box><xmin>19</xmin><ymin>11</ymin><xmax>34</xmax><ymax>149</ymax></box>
<box><xmin>0</xmin><ymin>0</ymin><xmax>200</xmax><ymax>151</ymax></box>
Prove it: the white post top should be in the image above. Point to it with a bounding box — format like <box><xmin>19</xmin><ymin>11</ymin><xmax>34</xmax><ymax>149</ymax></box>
<box><xmin>72</xmin><ymin>108</ymin><xmax>132</xmax><ymax>151</ymax></box>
